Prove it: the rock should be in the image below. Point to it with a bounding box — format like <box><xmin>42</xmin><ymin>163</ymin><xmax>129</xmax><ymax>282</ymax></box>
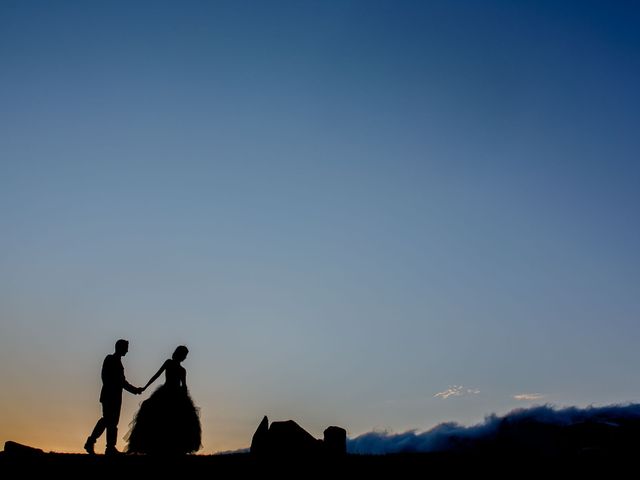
<box><xmin>267</xmin><ymin>420</ymin><xmax>322</xmax><ymax>456</ymax></box>
<box><xmin>323</xmin><ymin>426</ymin><xmax>347</xmax><ymax>455</ymax></box>
<box><xmin>3</xmin><ymin>441</ymin><xmax>44</xmax><ymax>455</ymax></box>
<box><xmin>250</xmin><ymin>415</ymin><xmax>270</xmax><ymax>455</ymax></box>
<box><xmin>250</xmin><ymin>416</ymin><xmax>346</xmax><ymax>457</ymax></box>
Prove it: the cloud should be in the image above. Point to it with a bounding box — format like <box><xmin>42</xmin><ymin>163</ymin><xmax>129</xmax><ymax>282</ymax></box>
<box><xmin>213</xmin><ymin>447</ymin><xmax>249</xmax><ymax>455</ymax></box>
<box><xmin>347</xmin><ymin>403</ymin><xmax>640</xmax><ymax>454</ymax></box>
<box><xmin>513</xmin><ymin>393</ymin><xmax>546</xmax><ymax>401</ymax></box>
<box><xmin>434</xmin><ymin>385</ymin><xmax>480</xmax><ymax>399</ymax></box>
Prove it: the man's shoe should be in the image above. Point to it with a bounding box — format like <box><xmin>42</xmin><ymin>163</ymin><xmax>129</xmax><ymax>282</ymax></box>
<box><xmin>105</xmin><ymin>446</ymin><xmax>122</xmax><ymax>456</ymax></box>
<box><xmin>84</xmin><ymin>438</ymin><xmax>95</xmax><ymax>455</ymax></box>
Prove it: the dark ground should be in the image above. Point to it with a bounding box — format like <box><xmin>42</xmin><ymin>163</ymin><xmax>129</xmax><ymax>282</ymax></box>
<box><xmin>0</xmin><ymin>448</ymin><xmax>636</xmax><ymax>477</ymax></box>
<box><xmin>7</xmin><ymin>407</ymin><xmax>640</xmax><ymax>476</ymax></box>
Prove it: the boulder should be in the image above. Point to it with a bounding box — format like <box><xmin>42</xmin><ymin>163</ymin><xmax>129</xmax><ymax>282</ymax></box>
<box><xmin>323</xmin><ymin>426</ymin><xmax>347</xmax><ymax>455</ymax></box>
<box><xmin>250</xmin><ymin>416</ymin><xmax>345</xmax><ymax>457</ymax></box>
<box><xmin>267</xmin><ymin>419</ymin><xmax>322</xmax><ymax>456</ymax></box>
<box><xmin>3</xmin><ymin>441</ymin><xmax>44</xmax><ymax>456</ymax></box>
<box><xmin>250</xmin><ymin>415</ymin><xmax>270</xmax><ymax>455</ymax></box>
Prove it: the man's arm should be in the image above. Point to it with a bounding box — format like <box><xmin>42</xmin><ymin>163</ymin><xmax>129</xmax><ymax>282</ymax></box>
<box><xmin>123</xmin><ymin>380</ymin><xmax>141</xmax><ymax>394</ymax></box>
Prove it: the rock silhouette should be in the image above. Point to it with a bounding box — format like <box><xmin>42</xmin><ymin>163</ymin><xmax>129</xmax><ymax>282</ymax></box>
<box><xmin>249</xmin><ymin>415</ymin><xmax>270</xmax><ymax>455</ymax></box>
<box><xmin>250</xmin><ymin>416</ymin><xmax>346</xmax><ymax>457</ymax></box>
<box><xmin>323</xmin><ymin>426</ymin><xmax>347</xmax><ymax>455</ymax></box>
<box><xmin>3</xmin><ymin>441</ymin><xmax>44</xmax><ymax>456</ymax></box>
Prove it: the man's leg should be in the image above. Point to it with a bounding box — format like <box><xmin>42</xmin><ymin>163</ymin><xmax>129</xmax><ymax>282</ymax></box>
<box><xmin>104</xmin><ymin>400</ymin><xmax>122</xmax><ymax>454</ymax></box>
<box><xmin>85</xmin><ymin>416</ymin><xmax>107</xmax><ymax>454</ymax></box>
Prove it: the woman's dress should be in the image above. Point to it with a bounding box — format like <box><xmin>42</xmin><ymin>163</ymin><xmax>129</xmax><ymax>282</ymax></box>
<box><xmin>126</xmin><ymin>360</ymin><xmax>201</xmax><ymax>454</ymax></box>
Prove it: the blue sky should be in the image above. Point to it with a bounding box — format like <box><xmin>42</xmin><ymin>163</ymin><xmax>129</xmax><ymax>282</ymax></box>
<box><xmin>1</xmin><ymin>1</ymin><xmax>639</xmax><ymax>453</ymax></box>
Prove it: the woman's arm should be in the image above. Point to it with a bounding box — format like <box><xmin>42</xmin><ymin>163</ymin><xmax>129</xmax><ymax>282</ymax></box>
<box><xmin>180</xmin><ymin>367</ymin><xmax>187</xmax><ymax>391</ymax></box>
<box><xmin>143</xmin><ymin>360</ymin><xmax>169</xmax><ymax>390</ymax></box>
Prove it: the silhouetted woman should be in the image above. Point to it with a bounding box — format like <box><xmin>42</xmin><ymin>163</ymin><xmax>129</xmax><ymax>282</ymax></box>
<box><xmin>126</xmin><ymin>346</ymin><xmax>201</xmax><ymax>454</ymax></box>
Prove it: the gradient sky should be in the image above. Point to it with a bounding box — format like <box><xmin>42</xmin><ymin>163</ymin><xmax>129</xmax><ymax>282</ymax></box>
<box><xmin>1</xmin><ymin>0</ymin><xmax>639</xmax><ymax>453</ymax></box>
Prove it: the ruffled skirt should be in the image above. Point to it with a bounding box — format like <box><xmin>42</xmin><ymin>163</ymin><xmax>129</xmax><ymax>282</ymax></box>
<box><xmin>126</xmin><ymin>384</ymin><xmax>201</xmax><ymax>454</ymax></box>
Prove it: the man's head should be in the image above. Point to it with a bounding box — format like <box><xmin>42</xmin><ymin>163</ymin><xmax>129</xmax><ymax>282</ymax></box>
<box><xmin>115</xmin><ymin>339</ymin><xmax>129</xmax><ymax>356</ymax></box>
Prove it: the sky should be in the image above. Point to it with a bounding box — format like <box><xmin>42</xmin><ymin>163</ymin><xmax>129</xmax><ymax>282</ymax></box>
<box><xmin>1</xmin><ymin>0</ymin><xmax>639</xmax><ymax>454</ymax></box>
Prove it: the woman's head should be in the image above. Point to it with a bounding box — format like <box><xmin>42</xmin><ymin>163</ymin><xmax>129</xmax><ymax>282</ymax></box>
<box><xmin>172</xmin><ymin>345</ymin><xmax>189</xmax><ymax>361</ymax></box>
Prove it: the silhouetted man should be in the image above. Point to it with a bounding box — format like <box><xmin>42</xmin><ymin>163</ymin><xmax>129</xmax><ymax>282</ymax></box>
<box><xmin>85</xmin><ymin>339</ymin><xmax>142</xmax><ymax>455</ymax></box>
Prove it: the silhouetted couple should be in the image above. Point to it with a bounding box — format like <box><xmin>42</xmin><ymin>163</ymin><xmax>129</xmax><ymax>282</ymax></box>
<box><xmin>85</xmin><ymin>340</ymin><xmax>201</xmax><ymax>455</ymax></box>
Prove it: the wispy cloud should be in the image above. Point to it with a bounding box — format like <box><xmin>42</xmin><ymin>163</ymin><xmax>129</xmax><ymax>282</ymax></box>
<box><xmin>434</xmin><ymin>385</ymin><xmax>480</xmax><ymax>399</ymax></box>
<box><xmin>513</xmin><ymin>393</ymin><xmax>546</xmax><ymax>401</ymax></box>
